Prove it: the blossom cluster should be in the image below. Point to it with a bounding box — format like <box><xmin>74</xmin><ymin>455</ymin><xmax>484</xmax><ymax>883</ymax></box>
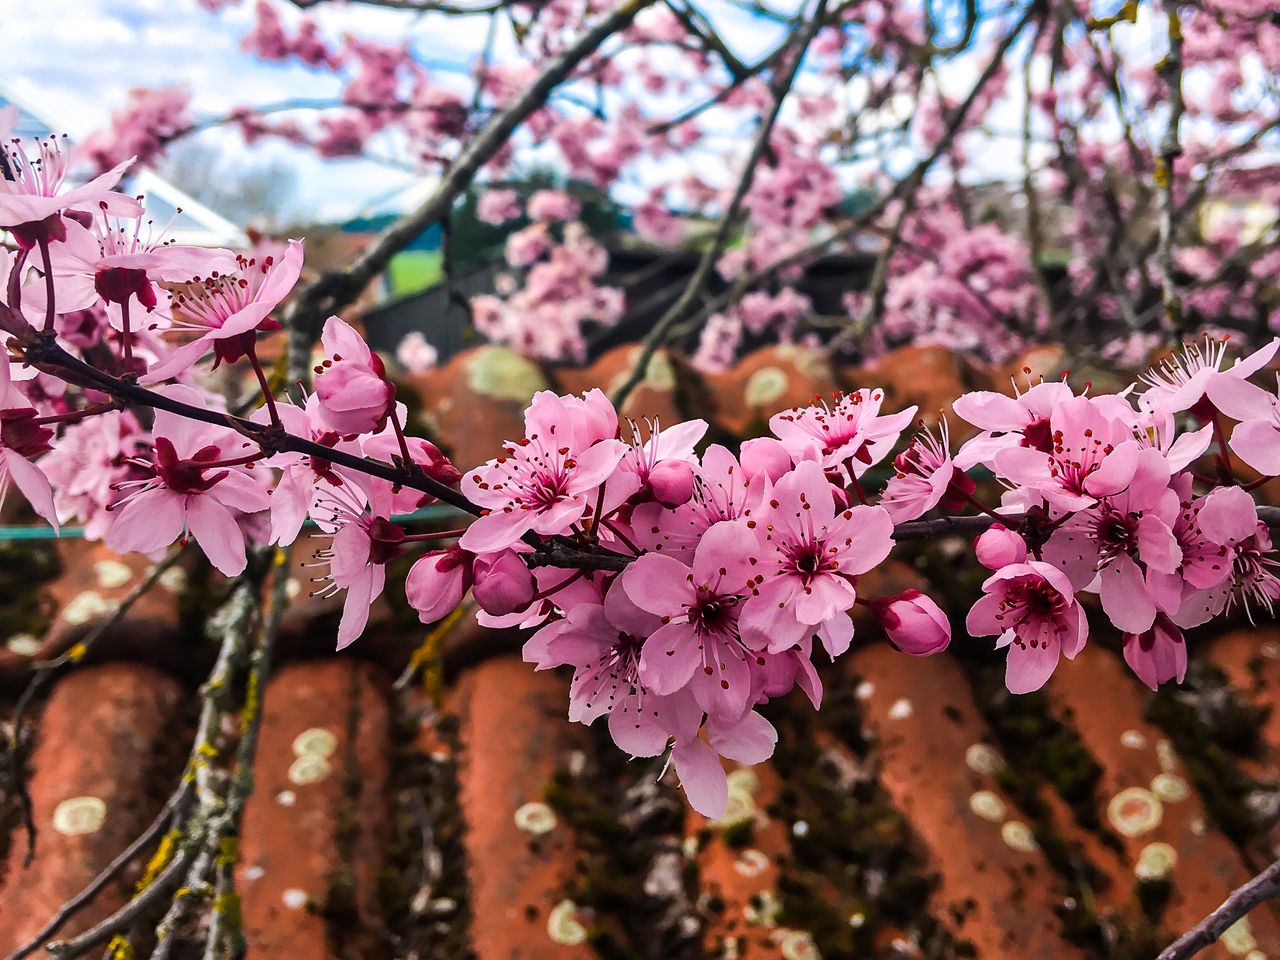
<box><xmin>3</xmin><ymin>115</ymin><xmax>1280</xmax><ymax>817</ymax></box>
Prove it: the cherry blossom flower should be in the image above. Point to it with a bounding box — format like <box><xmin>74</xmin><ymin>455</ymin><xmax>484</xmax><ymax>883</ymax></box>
<box><xmin>105</xmin><ymin>391</ymin><xmax>271</xmax><ymax>575</ymax></box>
<box><xmin>867</xmin><ymin>590</ymin><xmax>951</xmax><ymax>657</ymax></box>
<box><xmin>142</xmin><ymin>240</ymin><xmax>305</xmax><ymax>382</ymax></box>
<box><xmin>0</xmin><ymin>107</ymin><xmax>141</xmax><ymax>249</ymax></box>
<box><xmin>622</xmin><ymin>520</ymin><xmax>758</xmax><ymax>721</ymax></box>
<box><xmin>739</xmin><ymin>459</ymin><xmax>894</xmax><ymax>656</ymax></box>
<box><xmin>1138</xmin><ymin>335</ymin><xmax>1279</xmax><ymax>418</ymax></box>
<box><xmin>459</xmin><ymin>389</ymin><xmax>626</xmax><ymax>553</ymax></box>
<box><xmin>308</xmin><ymin>483</ymin><xmax>405</xmax><ymax>649</ymax></box>
<box><xmin>1123</xmin><ymin>616</ymin><xmax>1187</xmax><ymax>691</ymax></box>
<box><xmin>769</xmin><ymin>389</ymin><xmax>916</xmax><ymax>480</ymax></box>
<box><xmin>967</xmin><ymin>560</ymin><xmax>1088</xmax><ymax>694</ymax></box>
<box><xmin>879</xmin><ymin>420</ymin><xmax>972</xmax><ymax>522</ymax></box>
<box><xmin>0</xmin><ymin>353</ymin><xmax>57</xmax><ymax>526</ymax></box>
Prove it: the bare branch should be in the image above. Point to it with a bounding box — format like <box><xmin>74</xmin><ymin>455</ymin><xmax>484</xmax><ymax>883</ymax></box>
<box><xmin>1158</xmin><ymin>857</ymin><xmax>1280</xmax><ymax>960</ymax></box>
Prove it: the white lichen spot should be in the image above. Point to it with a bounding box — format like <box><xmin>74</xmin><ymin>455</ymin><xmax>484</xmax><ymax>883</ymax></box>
<box><xmin>744</xmin><ymin>366</ymin><xmax>790</xmax><ymax>408</ymax></box>
<box><xmin>285</xmin><ymin>578</ymin><xmax>302</xmax><ymax>600</ymax></box>
<box><xmin>792</xmin><ymin>820</ymin><xmax>810</xmax><ymax>838</ymax></box>
<box><xmin>514</xmin><ymin>801</ymin><xmax>557</xmax><ymax>835</ymax></box>
<box><xmin>1120</xmin><ymin>729</ymin><xmax>1148</xmax><ymax>750</ymax></box>
<box><xmin>94</xmin><ymin>559</ymin><xmax>133</xmax><ymax>589</ymax></box>
<box><xmin>715</xmin><ymin>791</ymin><xmax>757</xmax><ymax>829</ymax></box>
<box><xmin>566</xmin><ymin>749</ymin><xmax>587</xmax><ymax>777</ymax></box>
<box><xmin>1135</xmin><ymin>842</ymin><xmax>1178</xmax><ymax>880</ymax></box>
<box><xmin>5</xmin><ymin>633</ymin><xmax>40</xmax><ymax>656</ymax></box>
<box><xmin>158</xmin><ymin>566</ymin><xmax>188</xmax><ymax>593</ymax></box>
<box><xmin>744</xmin><ymin>890</ymin><xmax>782</xmax><ymax>926</ymax></box>
<box><xmin>287</xmin><ymin>754</ymin><xmax>332</xmax><ymax>786</ymax></box>
<box><xmin>1151</xmin><ymin>773</ymin><xmax>1189</xmax><ymax>803</ymax></box>
<box><xmin>1001</xmin><ymin>820</ymin><xmax>1038</xmax><ymax>853</ymax></box>
<box><xmin>276</xmin><ymin>790</ymin><xmax>297</xmax><ymax>807</ymax></box>
<box><xmin>855</xmin><ymin>681</ymin><xmax>875</xmax><ymax>701</ymax></box>
<box><xmin>965</xmin><ymin>743</ymin><xmax>1005</xmax><ymax>776</ymax></box>
<box><xmin>467</xmin><ymin>346</ymin><xmax>548</xmax><ymax>403</ymax></box>
<box><xmin>1222</xmin><ymin>917</ymin><xmax>1258</xmax><ymax>955</ymax></box>
<box><xmin>779</xmin><ymin>929</ymin><xmax>821</xmax><ymax>960</ymax></box>
<box><xmin>243</xmin><ymin>865</ymin><xmax>265</xmax><ymax>881</ymax></box>
<box><xmin>52</xmin><ymin>796</ymin><xmax>106</xmax><ymax>836</ymax></box>
<box><xmin>682</xmin><ymin>836</ymin><xmax>700</xmax><ymax>859</ymax></box>
<box><xmin>1245</xmin><ymin>952</ymin><xmax>1267</xmax><ymax>960</ymax></box>
<box><xmin>887</xmin><ymin>698</ymin><xmax>913</xmax><ymax>720</ymax></box>
<box><xmin>1156</xmin><ymin>738</ymin><xmax>1179</xmax><ymax>773</ymax></box>
<box><xmin>733</xmin><ymin>848</ymin><xmax>770</xmax><ymax>878</ymax></box>
<box><xmin>968</xmin><ymin>790</ymin><xmax>1006</xmax><ymax>823</ymax></box>
<box><xmin>1262</xmin><ymin>640</ymin><xmax>1280</xmax><ymax>660</ymax></box>
<box><xmin>546</xmin><ymin>899</ymin><xmax>587</xmax><ymax>945</ymax></box>
<box><xmin>281</xmin><ymin>888</ymin><xmax>308</xmax><ymax>910</ymax></box>
<box><xmin>726</xmin><ymin>767</ymin><xmax>760</xmax><ymax>797</ymax></box>
<box><xmin>63</xmin><ymin>591</ymin><xmax>111</xmax><ymax>626</ymax></box>
<box><xmin>291</xmin><ymin>727</ymin><xmax>338</xmax><ymax>758</ymax></box>
<box><xmin>848</xmin><ymin>912</ymin><xmax>866</xmax><ymax>929</ymax></box>
<box><xmin>1107</xmin><ymin>787</ymin><xmax>1163</xmax><ymax>838</ymax></box>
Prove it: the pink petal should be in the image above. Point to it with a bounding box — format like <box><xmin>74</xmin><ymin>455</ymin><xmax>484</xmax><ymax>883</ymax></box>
<box><xmin>671</xmin><ymin>739</ymin><xmax>727</xmax><ymax>819</ymax></box>
<box><xmin>638</xmin><ymin>622</ymin><xmax>701</xmax><ymax>695</ymax></box>
<box><xmin>185</xmin><ymin>495</ymin><xmax>248</xmax><ymax>576</ymax></box>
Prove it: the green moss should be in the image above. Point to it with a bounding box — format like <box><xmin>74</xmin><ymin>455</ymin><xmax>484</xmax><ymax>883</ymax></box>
<box><xmin>0</xmin><ymin>540</ymin><xmax>60</xmax><ymax>643</ymax></box>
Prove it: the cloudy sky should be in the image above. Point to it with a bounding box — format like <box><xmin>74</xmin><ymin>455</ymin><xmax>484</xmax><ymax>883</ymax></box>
<box><xmin>2</xmin><ymin>0</ymin><xmax>799</xmax><ymax>223</ymax></box>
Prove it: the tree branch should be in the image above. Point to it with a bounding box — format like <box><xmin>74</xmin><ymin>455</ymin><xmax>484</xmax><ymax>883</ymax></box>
<box><xmin>1158</xmin><ymin>856</ymin><xmax>1280</xmax><ymax>960</ymax></box>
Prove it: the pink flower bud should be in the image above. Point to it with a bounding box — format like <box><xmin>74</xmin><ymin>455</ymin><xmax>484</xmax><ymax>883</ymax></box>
<box><xmin>472</xmin><ymin>549</ymin><xmax>535</xmax><ymax>616</ymax></box>
<box><xmin>648</xmin><ymin>459</ymin><xmax>694</xmax><ymax>507</ymax></box>
<box><xmin>974</xmin><ymin>524</ymin><xmax>1026</xmax><ymax>570</ymax></box>
<box><xmin>405</xmin><ymin>545</ymin><xmax>472</xmax><ymax>624</ymax></box>
<box><xmin>740</xmin><ymin>437</ymin><xmax>792</xmax><ymax>483</ymax></box>
<box><xmin>870</xmin><ymin>590</ymin><xmax>951</xmax><ymax>657</ymax></box>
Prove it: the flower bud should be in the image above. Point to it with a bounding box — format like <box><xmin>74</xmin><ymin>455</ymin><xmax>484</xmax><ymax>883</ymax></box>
<box><xmin>740</xmin><ymin>437</ymin><xmax>792</xmax><ymax>483</ymax></box>
<box><xmin>648</xmin><ymin>459</ymin><xmax>695</xmax><ymax>508</ymax></box>
<box><xmin>472</xmin><ymin>549</ymin><xmax>535</xmax><ymax>616</ymax></box>
<box><xmin>974</xmin><ymin>523</ymin><xmax>1026</xmax><ymax>570</ymax></box>
<box><xmin>870</xmin><ymin>590</ymin><xmax>951</xmax><ymax>657</ymax></box>
<box><xmin>405</xmin><ymin>545</ymin><xmax>472</xmax><ymax>624</ymax></box>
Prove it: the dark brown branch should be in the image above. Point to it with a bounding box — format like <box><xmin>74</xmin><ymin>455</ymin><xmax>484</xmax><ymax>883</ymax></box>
<box><xmin>1158</xmin><ymin>856</ymin><xmax>1280</xmax><ymax>960</ymax></box>
<box><xmin>281</xmin><ymin>0</ymin><xmax>654</xmax><ymax>380</ymax></box>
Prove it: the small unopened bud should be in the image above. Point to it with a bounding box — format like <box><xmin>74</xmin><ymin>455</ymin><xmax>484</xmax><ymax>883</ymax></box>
<box><xmin>974</xmin><ymin>524</ymin><xmax>1026</xmax><ymax>570</ymax></box>
<box><xmin>868</xmin><ymin>590</ymin><xmax>951</xmax><ymax>657</ymax></box>
<box><xmin>648</xmin><ymin>459</ymin><xmax>694</xmax><ymax>508</ymax></box>
<box><xmin>472</xmin><ymin>549</ymin><xmax>535</xmax><ymax>616</ymax></box>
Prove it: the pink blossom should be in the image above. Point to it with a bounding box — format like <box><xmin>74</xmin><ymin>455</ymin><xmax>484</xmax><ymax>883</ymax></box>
<box><xmin>879</xmin><ymin>421</ymin><xmax>972</xmax><ymax>522</ymax></box>
<box><xmin>459</xmin><ymin>389</ymin><xmax>626</xmax><ymax>553</ymax></box>
<box><xmin>406</xmin><ymin>545</ymin><xmax>472</xmax><ymax>624</ymax></box>
<box><xmin>967</xmin><ymin>561</ymin><xmax>1088</xmax><ymax>694</ymax></box>
<box><xmin>313</xmin><ymin>315</ymin><xmax>395</xmax><ymax>436</ymax></box>
<box><xmin>39</xmin><ymin>409</ymin><xmax>149</xmax><ymax>538</ymax></box>
<box><xmin>80</xmin><ymin>86</ymin><xmax>193</xmax><ymax>174</ymax></box>
<box><xmin>1123</xmin><ymin>615</ymin><xmax>1187</xmax><ymax>691</ymax></box>
<box><xmin>611</xmin><ymin>418</ymin><xmax>706</xmax><ymax>509</ymax></box>
<box><xmin>309</xmin><ymin>483</ymin><xmax>405</xmax><ymax>649</ymax></box>
<box><xmin>142</xmin><ymin>240</ymin><xmax>305</xmax><ymax>382</ymax></box>
<box><xmin>1138</xmin><ymin>335</ymin><xmax>1279</xmax><ymax>418</ymax></box>
<box><xmin>105</xmin><ymin>392</ymin><xmax>271</xmax><ymax>575</ymax></box>
<box><xmin>527</xmin><ymin>189</ymin><xmax>581</xmax><ymax>222</ymax></box>
<box><xmin>394</xmin><ymin>331</ymin><xmax>439</xmax><ymax>374</ymax></box>
<box><xmin>622</xmin><ymin>520</ymin><xmax>758</xmax><ymax>721</ymax></box>
<box><xmin>868</xmin><ymin>590</ymin><xmax>951</xmax><ymax>657</ymax></box>
<box><xmin>0</xmin><ymin>107</ymin><xmax>141</xmax><ymax>248</ymax></box>
<box><xmin>739</xmin><ymin>460</ymin><xmax>894</xmax><ymax>657</ymax></box>
<box><xmin>1205</xmin><ymin>374</ymin><xmax>1280</xmax><ymax>476</ymax></box>
<box><xmin>769</xmin><ymin>390</ymin><xmax>917</xmax><ymax>480</ymax></box>
<box><xmin>952</xmin><ymin>380</ymin><xmax>1077</xmax><ymax>471</ymax></box>
<box><xmin>0</xmin><ymin>353</ymin><xmax>57</xmax><ymax>526</ymax></box>
<box><xmin>476</xmin><ymin>189</ymin><xmax>523</xmax><ymax>225</ymax></box>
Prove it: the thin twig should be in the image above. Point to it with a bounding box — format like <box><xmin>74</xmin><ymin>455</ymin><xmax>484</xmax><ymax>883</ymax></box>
<box><xmin>1158</xmin><ymin>856</ymin><xmax>1280</xmax><ymax>960</ymax></box>
<box><xmin>1155</xmin><ymin>2</ymin><xmax>1186</xmax><ymax>336</ymax></box>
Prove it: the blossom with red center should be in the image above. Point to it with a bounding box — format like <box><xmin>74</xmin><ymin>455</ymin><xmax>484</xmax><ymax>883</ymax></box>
<box><xmin>140</xmin><ymin>240</ymin><xmax>304</xmax><ymax>382</ymax></box>
<box><xmin>622</xmin><ymin>520</ymin><xmax>759</xmax><ymax>722</ymax></box>
<box><xmin>105</xmin><ymin>390</ymin><xmax>271</xmax><ymax>575</ymax></box>
<box><xmin>994</xmin><ymin>395</ymin><xmax>1142</xmax><ymax>512</ymax></box>
<box><xmin>952</xmin><ymin>379</ymin><xmax>1077</xmax><ymax>470</ymax></box>
<box><xmin>0</xmin><ymin>353</ymin><xmax>57</xmax><ymax>526</ymax></box>
<box><xmin>967</xmin><ymin>560</ymin><xmax>1087</xmax><ymax>694</ymax></box>
<box><xmin>308</xmin><ymin>483</ymin><xmax>406</xmax><ymax>649</ymax></box>
<box><xmin>1138</xmin><ymin>335</ymin><xmax>1279</xmax><ymax>419</ymax></box>
<box><xmin>769</xmin><ymin>389</ymin><xmax>916</xmax><ymax>480</ymax></box>
<box><xmin>459</xmin><ymin>389</ymin><xmax>627</xmax><ymax>554</ymax></box>
<box><xmin>0</xmin><ymin>107</ymin><xmax>141</xmax><ymax>249</ymax></box>
<box><xmin>879</xmin><ymin>420</ymin><xmax>973</xmax><ymax>522</ymax></box>
<box><xmin>739</xmin><ymin>459</ymin><xmax>894</xmax><ymax>657</ymax></box>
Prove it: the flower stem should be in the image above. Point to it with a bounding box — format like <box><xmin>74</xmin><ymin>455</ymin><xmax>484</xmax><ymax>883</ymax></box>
<box><xmin>37</xmin><ymin>238</ymin><xmax>55</xmax><ymax>333</ymax></box>
<box><xmin>245</xmin><ymin>338</ymin><xmax>281</xmax><ymax>428</ymax></box>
